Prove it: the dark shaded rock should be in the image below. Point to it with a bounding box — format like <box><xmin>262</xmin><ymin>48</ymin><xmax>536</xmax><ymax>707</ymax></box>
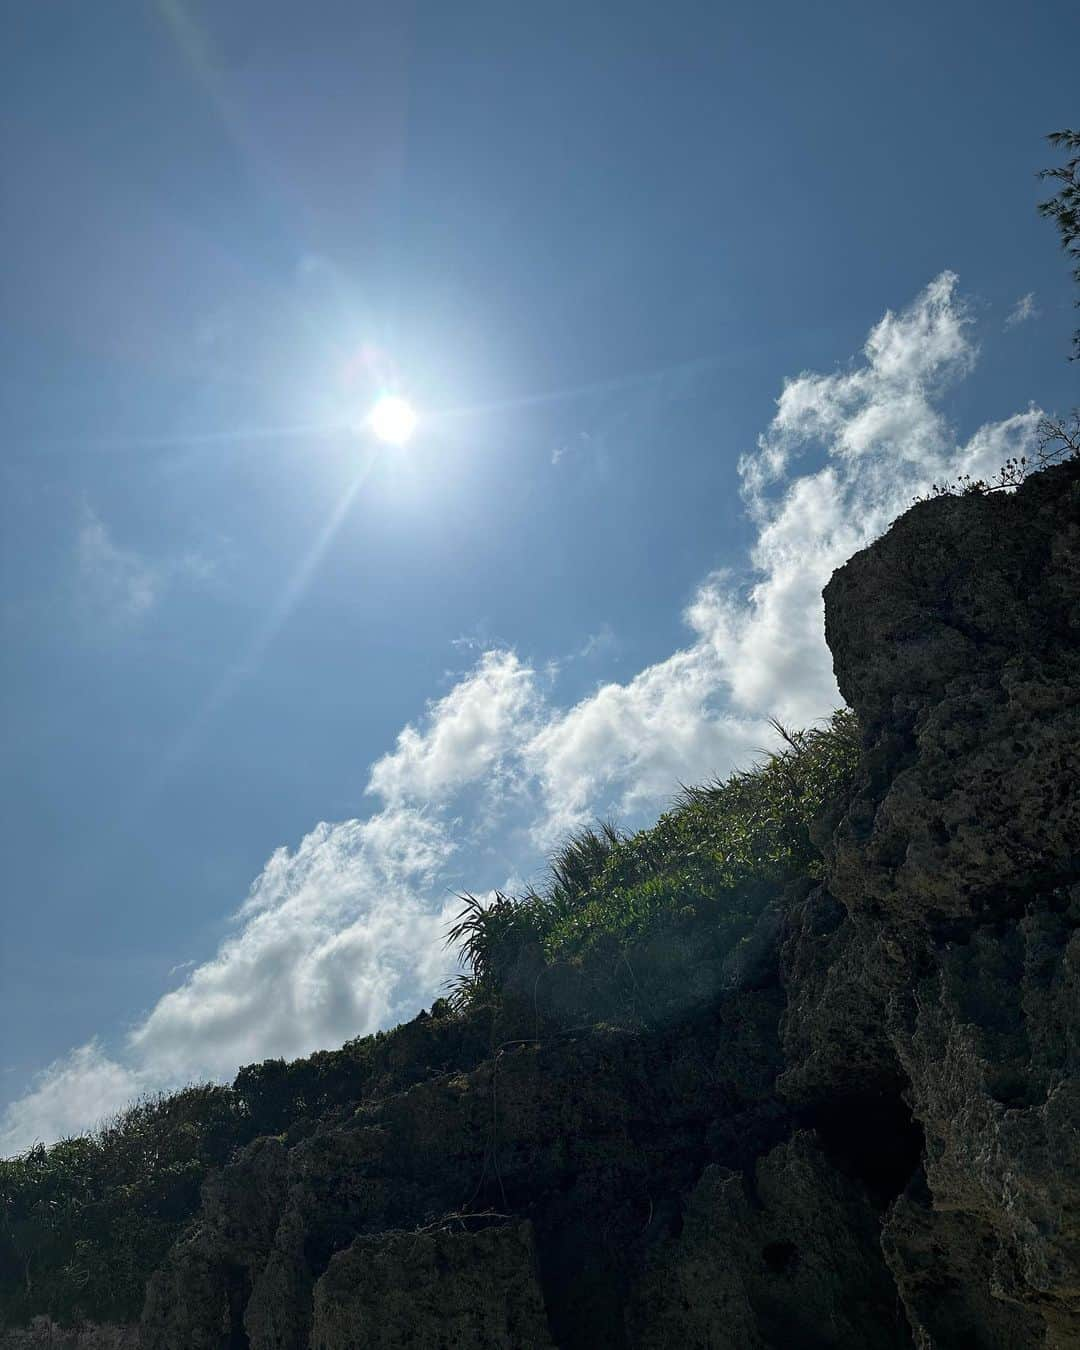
<box><xmin>0</xmin><ymin>1323</ymin><xmax>140</xmax><ymax>1350</ymax></box>
<box><xmin>816</xmin><ymin>460</ymin><xmax>1080</xmax><ymax>1342</ymax></box>
<box><xmin>823</xmin><ymin>462</ymin><xmax>1080</xmax><ymax>740</ymax></box>
<box><xmin>309</xmin><ymin>1222</ymin><xmax>554</xmax><ymax>1349</ymax></box>
<box><xmin>883</xmin><ymin>1181</ymin><xmax>1046</xmax><ymax>1350</ymax></box>
<box><xmin>625</xmin><ymin>1132</ymin><xmax>911</xmax><ymax>1349</ymax></box>
<box><xmin>141</xmin><ymin>1006</ymin><xmax>790</xmax><ymax>1349</ymax></box>
<box><xmin>778</xmin><ymin>884</ymin><xmax>906</xmax><ymax>1104</ymax></box>
<box><xmin>19</xmin><ymin>460</ymin><xmax>1077</xmax><ymax>1348</ymax></box>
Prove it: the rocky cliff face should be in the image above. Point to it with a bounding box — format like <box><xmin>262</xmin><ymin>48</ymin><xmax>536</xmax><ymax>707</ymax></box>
<box><xmin>810</xmin><ymin>460</ymin><xmax>1080</xmax><ymax>1348</ymax></box>
<box><xmin>8</xmin><ymin>460</ymin><xmax>1078</xmax><ymax>1349</ymax></box>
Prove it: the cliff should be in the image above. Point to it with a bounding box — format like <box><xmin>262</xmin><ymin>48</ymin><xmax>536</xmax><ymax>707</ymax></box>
<box><xmin>4</xmin><ymin>458</ymin><xmax>1078</xmax><ymax>1348</ymax></box>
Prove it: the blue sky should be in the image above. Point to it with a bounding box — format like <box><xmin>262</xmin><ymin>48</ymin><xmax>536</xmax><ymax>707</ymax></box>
<box><xmin>1</xmin><ymin>0</ymin><xmax>1077</xmax><ymax>1150</ymax></box>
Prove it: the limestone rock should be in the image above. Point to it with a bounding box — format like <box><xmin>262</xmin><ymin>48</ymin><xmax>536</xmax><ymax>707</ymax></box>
<box><xmin>9</xmin><ymin>460</ymin><xmax>1078</xmax><ymax>1347</ymax></box>
<box><xmin>817</xmin><ymin>460</ymin><xmax>1080</xmax><ymax>1341</ymax></box>
<box><xmin>309</xmin><ymin>1222</ymin><xmax>555</xmax><ymax>1349</ymax></box>
<box><xmin>626</xmin><ymin>1133</ymin><xmax>909</xmax><ymax>1349</ymax></box>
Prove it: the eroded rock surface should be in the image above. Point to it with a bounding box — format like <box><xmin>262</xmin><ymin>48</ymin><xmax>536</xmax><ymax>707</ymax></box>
<box><xmin>819</xmin><ymin>463</ymin><xmax>1080</xmax><ymax>1345</ymax></box>
<box><xmin>310</xmin><ymin>1223</ymin><xmax>554</xmax><ymax>1350</ymax></box>
<box><xmin>138</xmin><ymin>463</ymin><xmax>1080</xmax><ymax>1346</ymax></box>
<box><xmin>626</xmin><ymin>1132</ymin><xmax>910</xmax><ymax>1349</ymax></box>
<box><xmin>7</xmin><ymin>461</ymin><xmax>1077</xmax><ymax>1347</ymax></box>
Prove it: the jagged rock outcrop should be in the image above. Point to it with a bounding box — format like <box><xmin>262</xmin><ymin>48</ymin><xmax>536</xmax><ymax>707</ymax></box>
<box><xmin>625</xmin><ymin>1132</ymin><xmax>911</xmax><ymax>1349</ymax></box>
<box><xmin>788</xmin><ymin>459</ymin><xmax>1080</xmax><ymax>1346</ymax></box>
<box><xmin>139</xmin><ymin>998</ymin><xmax>791</xmax><ymax>1350</ymax></box>
<box><xmin>310</xmin><ymin>1223</ymin><xmax>555</xmax><ymax>1349</ymax></box>
<box><xmin>6</xmin><ymin>459</ymin><xmax>1077</xmax><ymax>1348</ymax></box>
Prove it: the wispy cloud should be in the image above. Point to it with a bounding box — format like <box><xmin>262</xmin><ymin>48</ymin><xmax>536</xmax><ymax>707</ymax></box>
<box><xmin>75</xmin><ymin>507</ymin><xmax>213</xmax><ymax>626</ymax></box>
<box><xmin>1</xmin><ymin>272</ymin><xmax>1043</xmax><ymax>1155</ymax></box>
<box><xmin>76</xmin><ymin>509</ymin><xmax>160</xmax><ymax>621</ymax></box>
<box><xmin>1004</xmin><ymin>291</ymin><xmax>1039</xmax><ymax>329</ymax></box>
<box><xmin>577</xmin><ymin>624</ymin><xmax>618</xmax><ymax>662</ymax></box>
<box><xmin>551</xmin><ymin>430</ymin><xmax>594</xmax><ymax>466</ymax></box>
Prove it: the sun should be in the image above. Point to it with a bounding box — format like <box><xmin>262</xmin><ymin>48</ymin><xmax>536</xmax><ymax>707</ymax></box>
<box><xmin>368</xmin><ymin>395</ymin><xmax>418</xmax><ymax>446</ymax></box>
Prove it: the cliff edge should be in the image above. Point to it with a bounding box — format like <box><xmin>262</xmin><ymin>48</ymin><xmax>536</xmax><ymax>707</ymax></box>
<box><xmin>5</xmin><ymin>459</ymin><xmax>1078</xmax><ymax>1348</ymax></box>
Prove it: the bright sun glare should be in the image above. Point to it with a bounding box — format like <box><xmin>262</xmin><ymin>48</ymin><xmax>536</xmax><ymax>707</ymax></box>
<box><xmin>369</xmin><ymin>395</ymin><xmax>418</xmax><ymax>446</ymax></box>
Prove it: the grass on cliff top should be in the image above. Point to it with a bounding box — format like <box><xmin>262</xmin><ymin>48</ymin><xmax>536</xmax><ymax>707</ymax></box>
<box><xmin>446</xmin><ymin>709</ymin><xmax>860</xmax><ymax>1013</ymax></box>
<box><xmin>0</xmin><ymin>709</ymin><xmax>860</xmax><ymax>1329</ymax></box>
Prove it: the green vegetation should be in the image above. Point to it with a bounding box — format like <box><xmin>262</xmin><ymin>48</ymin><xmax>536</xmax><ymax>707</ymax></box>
<box><xmin>0</xmin><ymin>709</ymin><xmax>861</xmax><ymax>1328</ymax></box>
<box><xmin>0</xmin><ymin>1008</ymin><xmax>501</xmax><ymax>1327</ymax></box>
<box><xmin>0</xmin><ymin>1085</ymin><xmax>248</xmax><ymax>1327</ymax></box>
<box><xmin>1</xmin><ymin>123</ymin><xmax>1072</xmax><ymax>1335</ymax></box>
<box><xmin>1038</xmin><ymin>129</ymin><xmax>1080</xmax><ymax>359</ymax></box>
<box><xmin>448</xmin><ymin>710</ymin><xmax>861</xmax><ymax>1017</ymax></box>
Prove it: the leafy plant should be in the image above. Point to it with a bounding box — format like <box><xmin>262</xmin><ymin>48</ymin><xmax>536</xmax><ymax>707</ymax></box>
<box><xmin>445</xmin><ymin>890</ymin><xmax>550</xmax><ymax>1010</ymax></box>
<box><xmin>446</xmin><ymin>710</ymin><xmax>861</xmax><ymax>1014</ymax></box>
<box><xmin>0</xmin><ymin>711</ymin><xmax>864</xmax><ymax>1326</ymax></box>
<box><xmin>0</xmin><ymin>1085</ymin><xmax>248</xmax><ymax>1326</ymax></box>
<box><xmin>1038</xmin><ymin>129</ymin><xmax>1080</xmax><ymax>359</ymax></box>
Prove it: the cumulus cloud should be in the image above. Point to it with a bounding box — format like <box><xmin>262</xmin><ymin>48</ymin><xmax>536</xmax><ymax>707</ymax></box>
<box><xmin>1005</xmin><ymin>291</ymin><xmax>1039</xmax><ymax>328</ymax></box>
<box><xmin>524</xmin><ymin>623</ymin><xmax>768</xmax><ymax>846</ymax></box>
<box><xmin>722</xmin><ymin>272</ymin><xmax>1038</xmax><ymax>724</ymax></box>
<box><xmin>523</xmin><ymin>274</ymin><xmax>1040</xmax><ymax>837</ymax></box>
<box><xmin>367</xmin><ymin>650</ymin><xmax>542</xmax><ymax>805</ymax></box>
<box><xmin>129</xmin><ymin>809</ymin><xmax>455</xmax><ymax>1081</ymax></box>
<box><xmin>0</xmin><ymin>1043</ymin><xmax>147</xmax><ymax>1155</ymax></box>
<box><xmin>0</xmin><ymin>811</ymin><xmax>465</xmax><ymax>1153</ymax></box>
<box><xmin>2</xmin><ymin>272</ymin><xmax>1044</xmax><ymax>1153</ymax></box>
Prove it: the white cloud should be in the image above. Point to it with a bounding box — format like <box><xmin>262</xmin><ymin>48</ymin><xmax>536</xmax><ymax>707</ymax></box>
<box><xmin>77</xmin><ymin>509</ymin><xmax>160</xmax><ymax>620</ymax></box>
<box><xmin>128</xmin><ymin>809</ymin><xmax>455</xmax><ymax>1082</ymax></box>
<box><xmin>742</xmin><ymin>271</ymin><xmax>974</xmax><ymax>498</ymax></box>
<box><xmin>366</xmin><ymin>650</ymin><xmax>542</xmax><ymax>806</ymax></box>
<box><xmin>2</xmin><ymin>272</ymin><xmax>1044</xmax><ymax>1153</ymax></box>
<box><xmin>75</xmin><ymin>507</ymin><xmax>214</xmax><ymax>625</ymax></box>
<box><xmin>524</xmin><ymin>622</ymin><xmax>768</xmax><ymax>846</ymax></box>
<box><xmin>0</xmin><ymin>1043</ymin><xmax>147</xmax><ymax>1155</ymax></box>
<box><xmin>1005</xmin><ymin>291</ymin><xmax>1039</xmax><ymax>328</ymax></box>
<box><xmin>724</xmin><ymin>273</ymin><xmax>1039</xmax><ymax>725</ymax></box>
<box><xmin>522</xmin><ymin>279</ymin><xmax>1039</xmax><ymax>840</ymax></box>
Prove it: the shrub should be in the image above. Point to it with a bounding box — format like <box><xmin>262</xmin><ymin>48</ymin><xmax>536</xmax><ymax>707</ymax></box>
<box><xmin>915</xmin><ymin>410</ymin><xmax>1079</xmax><ymax>502</ymax></box>
<box><xmin>0</xmin><ymin>1085</ymin><xmax>249</xmax><ymax>1326</ymax></box>
<box><xmin>0</xmin><ymin>711</ymin><xmax>863</xmax><ymax>1325</ymax></box>
<box><xmin>447</xmin><ymin>710</ymin><xmax>861</xmax><ymax>1015</ymax></box>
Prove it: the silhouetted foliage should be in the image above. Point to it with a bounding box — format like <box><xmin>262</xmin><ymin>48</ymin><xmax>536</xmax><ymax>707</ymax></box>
<box><xmin>0</xmin><ymin>1008</ymin><xmax>504</xmax><ymax>1327</ymax></box>
<box><xmin>1038</xmin><ymin>129</ymin><xmax>1080</xmax><ymax>358</ymax></box>
<box><xmin>0</xmin><ymin>1086</ymin><xmax>250</xmax><ymax>1326</ymax></box>
<box><xmin>915</xmin><ymin>409</ymin><xmax>1080</xmax><ymax>501</ymax></box>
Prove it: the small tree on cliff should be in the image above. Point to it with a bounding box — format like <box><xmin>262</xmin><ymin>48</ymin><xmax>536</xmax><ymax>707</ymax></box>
<box><xmin>1038</xmin><ymin>129</ymin><xmax>1080</xmax><ymax>359</ymax></box>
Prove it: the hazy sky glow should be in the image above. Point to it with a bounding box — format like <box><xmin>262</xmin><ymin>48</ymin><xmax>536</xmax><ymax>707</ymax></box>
<box><xmin>1</xmin><ymin>0</ymin><xmax>1077</xmax><ymax>1152</ymax></box>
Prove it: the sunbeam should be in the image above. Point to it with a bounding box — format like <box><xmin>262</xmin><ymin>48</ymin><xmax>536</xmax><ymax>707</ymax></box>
<box><xmin>151</xmin><ymin>446</ymin><xmax>381</xmax><ymax>789</ymax></box>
